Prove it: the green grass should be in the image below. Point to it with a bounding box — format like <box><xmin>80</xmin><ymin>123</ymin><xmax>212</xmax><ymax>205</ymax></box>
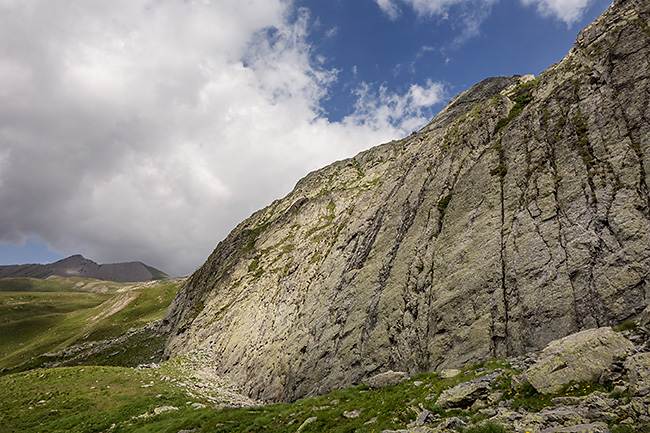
<box><xmin>2</xmin><ymin>275</ymin><xmax>649</xmax><ymax>432</ymax></box>
<box><xmin>0</xmin><ymin>362</ymin><xmax>502</xmax><ymax>433</ymax></box>
<box><xmin>1</xmin><ymin>353</ymin><xmax>649</xmax><ymax>433</ymax></box>
<box><xmin>494</xmin><ymin>84</ymin><xmax>535</xmax><ymax>134</ymax></box>
<box><xmin>0</xmin><ymin>366</ymin><xmax>201</xmax><ymax>433</ymax></box>
<box><xmin>0</xmin><ymin>277</ymin><xmax>182</xmax><ymax>374</ymax></box>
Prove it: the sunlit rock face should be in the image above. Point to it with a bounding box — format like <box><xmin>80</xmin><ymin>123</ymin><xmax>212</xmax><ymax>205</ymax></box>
<box><xmin>162</xmin><ymin>0</ymin><xmax>650</xmax><ymax>403</ymax></box>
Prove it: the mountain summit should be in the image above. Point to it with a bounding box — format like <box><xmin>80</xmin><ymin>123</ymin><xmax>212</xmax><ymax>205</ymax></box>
<box><xmin>0</xmin><ymin>254</ymin><xmax>169</xmax><ymax>282</ymax></box>
<box><xmin>162</xmin><ymin>0</ymin><xmax>650</xmax><ymax>403</ymax></box>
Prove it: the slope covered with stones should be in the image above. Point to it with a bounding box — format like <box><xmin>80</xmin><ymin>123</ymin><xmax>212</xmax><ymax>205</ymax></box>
<box><xmin>162</xmin><ymin>0</ymin><xmax>650</xmax><ymax>403</ymax></box>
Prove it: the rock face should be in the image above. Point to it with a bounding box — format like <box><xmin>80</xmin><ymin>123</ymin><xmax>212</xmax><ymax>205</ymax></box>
<box><xmin>525</xmin><ymin>327</ymin><xmax>635</xmax><ymax>394</ymax></box>
<box><xmin>162</xmin><ymin>0</ymin><xmax>650</xmax><ymax>402</ymax></box>
<box><xmin>0</xmin><ymin>254</ymin><xmax>169</xmax><ymax>282</ymax></box>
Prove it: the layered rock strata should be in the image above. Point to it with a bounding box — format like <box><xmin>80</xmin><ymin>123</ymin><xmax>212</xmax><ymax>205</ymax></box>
<box><xmin>162</xmin><ymin>0</ymin><xmax>650</xmax><ymax>402</ymax></box>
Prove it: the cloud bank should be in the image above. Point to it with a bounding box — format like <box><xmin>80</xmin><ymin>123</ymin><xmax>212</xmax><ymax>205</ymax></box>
<box><xmin>521</xmin><ymin>0</ymin><xmax>595</xmax><ymax>25</ymax></box>
<box><xmin>375</xmin><ymin>0</ymin><xmax>595</xmax><ymax>30</ymax></box>
<box><xmin>0</xmin><ymin>0</ymin><xmax>445</xmax><ymax>275</ymax></box>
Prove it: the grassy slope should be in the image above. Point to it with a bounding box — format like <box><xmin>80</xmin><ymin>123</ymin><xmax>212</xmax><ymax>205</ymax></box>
<box><xmin>0</xmin><ymin>360</ymin><xmax>502</xmax><ymax>433</ymax></box>
<box><xmin>1</xmin><ymin>276</ymin><xmax>647</xmax><ymax>432</ymax></box>
<box><xmin>0</xmin><ymin>277</ymin><xmax>183</xmax><ymax>374</ymax></box>
<box><xmin>1</xmin><ymin>357</ymin><xmax>646</xmax><ymax>433</ymax></box>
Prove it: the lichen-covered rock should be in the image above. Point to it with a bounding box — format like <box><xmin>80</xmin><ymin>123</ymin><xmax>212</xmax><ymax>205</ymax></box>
<box><xmin>625</xmin><ymin>353</ymin><xmax>650</xmax><ymax>396</ymax></box>
<box><xmin>162</xmin><ymin>0</ymin><xmax>650</xmax><ymax>403</ymax></box>
<box><xmin>640</xmin><ymin>306</ymin><xmax>650</xmax><ymax>326</ymax></box>
<box><xmin>362</xmin><ymin>371</ymin><xmax>410</xmax><ymax>388</ymax></box>
<box><xmin>526</xmin><ymin>327</ymin><xmax>634</xmax><ymax>394</ymax></box>
<box><xmin>540</xmin><ymin>422</ymin><xmax>611</xmax><ymax>433</ymax></box>
<box><xmin>435</xmin><ymin>373</ymin><xmax>498</xmax><ymax>408</ymax></box>
<box><xmin>438</xmin><ymin>369</ymin><xmax>460</xmax><ymax>379</ymax></box>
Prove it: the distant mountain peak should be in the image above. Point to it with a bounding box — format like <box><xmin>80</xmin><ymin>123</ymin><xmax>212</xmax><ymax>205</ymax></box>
<box><xmin>0</xmin><ymin>255</ymin><xmax>169</xmax><ymax>282</ymax></box>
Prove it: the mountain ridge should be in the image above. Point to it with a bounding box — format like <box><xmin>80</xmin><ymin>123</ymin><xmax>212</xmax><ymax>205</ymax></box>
<box><xmin>161</xmin><ymin>0</ymin><xmax>650</xmax><ymax>403</ymax></box>
<box><xmin>0</xmin><ymin>254</ymin><xmax>169</xmax><ymax>282</ymax></box>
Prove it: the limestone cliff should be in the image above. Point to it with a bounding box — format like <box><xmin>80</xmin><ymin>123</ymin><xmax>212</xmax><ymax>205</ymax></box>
<box><xmin>162</xmin><ymin>0</ymin><xmax>650</xmax><ymax>403</ymax></box>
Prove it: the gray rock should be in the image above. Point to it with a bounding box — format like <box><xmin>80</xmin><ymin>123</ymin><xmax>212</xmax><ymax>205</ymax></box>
<box><xmin>153</xmin><ymin>405</ymin><xmax>179</xmax><ymax>415</ymax></box>
<box><xmin>540</xmin><ymin>422</ymin><xmax>611</xmax><ymax>433</ymax></box>
<box><xmin>438</xmin><ymin>369</ymin><xmax>461</xmax><ymax>379</ymax></box>
<box><xmin>639</xmin><ymin>306</ymin><xmax>650</xmax><ymax>326</ymax></box>
<box><xmin>415</xmin><ymin>409</ymin><xmax>431</xmax><ymax>426</ymax></box>
<box><xmin>161</xmin><ymin>0</ymin><xmax>650</xmax><ymax>403</ymax></box>
<box><xmin>432</xmin><ymin>417</ymin><xmax>468</xmax><ymax>431</ymax></box>
<box><xmin>526</xmin><ymin>327</ymin><xmax>635</xmax><ymax>394</ymax></box>
<box><xmin>381</xmin><ymin>428</ymin><xmax>433</xmax><ymax>433</ymax></box>
<box><xmin>364</xmin><ymin>417</ymin><xmax>378</xmax><ymax>425</ymax></box>
<box><xmin>624</xmin><ymin>352</ymin><xmax>650</xmax><ymax>396</ymax></box>
<box><xmin>362</xmin><ymin>371</ymin><xmax>410</xmax><ymax>389</ymax></box>
<box><xmin>296</xmin><ymin>416</ymin><xmax>317</xmax><ymax>433</ymax></box>
<box><xmin>436</xmin><ymin>374</ymin><xmax>498</xmax><ymax>408</ymax></box>
<box><xmin>343</xmin><ymin>410</ymin><xmax>361</xmax><ymax>419</ymax></box>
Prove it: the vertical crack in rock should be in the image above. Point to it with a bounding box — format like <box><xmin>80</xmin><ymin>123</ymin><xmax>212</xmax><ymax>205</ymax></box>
<box><xmin>160</xmin><ymin>0</ymin><xmax>650</xmax><ymax>403</ymax></box>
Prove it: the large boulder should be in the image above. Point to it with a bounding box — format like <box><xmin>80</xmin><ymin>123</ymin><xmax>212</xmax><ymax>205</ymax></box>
<box><xmin>526</xmin><ymin>327</ymin><xmax>634</xmax><ymax>394</ymax></box>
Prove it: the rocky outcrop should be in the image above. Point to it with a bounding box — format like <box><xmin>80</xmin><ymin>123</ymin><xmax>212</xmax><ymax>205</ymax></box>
<box><xmin>162</xmin><ymin>0</ymin><xmax>650</xmax><ymax>402</ymax></box>
<box><xmin>389</xmin><ymin>326</ymin><xmax>650</xmax><ymax>432</ymax></box>
<box><xmin>0</xmin><ymin>254</ymin><xmax>169</xmax><ymax>282</ymax></box>
<box><xmin>525</xmin><ymin>327</ymin><xmax>635</xmax><ymax>394</ymax></box>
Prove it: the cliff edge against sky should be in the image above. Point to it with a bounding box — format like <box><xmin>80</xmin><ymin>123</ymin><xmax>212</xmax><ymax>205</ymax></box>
<box><xmin>161</xmin><ymin>0</ymin><xmax>650</xmax><ymax>403</ymax></box>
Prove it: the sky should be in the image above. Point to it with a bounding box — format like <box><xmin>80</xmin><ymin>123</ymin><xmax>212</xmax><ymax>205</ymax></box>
<box><xmin>0</xmin><ymin>0</ymin><xmax>612</xmax><ymax>276</ymax></box>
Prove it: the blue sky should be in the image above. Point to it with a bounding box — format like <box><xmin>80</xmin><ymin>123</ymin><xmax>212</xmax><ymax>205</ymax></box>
<box><xmin>0</xmin><ymin>0</ymin><xmax>612</xmax><ymax>275</ymax></box>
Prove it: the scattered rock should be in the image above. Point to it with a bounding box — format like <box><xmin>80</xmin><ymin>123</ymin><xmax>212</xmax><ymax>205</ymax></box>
<box><xmin>526</xmin><ymin>327</ymin><xmax>635</xmax><ymax>394</ymax></box>
<box><xmin>624</xmin><ymin>352</ymin><xmax>650</xmax><ymax>396</ymax></box>
<box><xmin>539</xmin><ymin>422</ymin><xmax>611</xmax><ymax>433</ymax></box>
<box><xmin>153</xmin><ymin>405</ymin><xmax>179</xmax><ymax>415</ymax></box>
<box><xmin>296</xmin><ymin>416</ymin><xmax>317</xmax><ymax>432</ymax></box>
<box><xmin>432</xmin><ymin>417</ymin><xmax>468</xmax><ymax>432</ymax></box>
<box><xmin>415</xmin><ymin>409</ymin><xmax>431</xmax><ymax>426</ymax></box>
<box><xmin>343</xmin><ymin>410</ymin><xmax>361</xmax><ymax>419</ymax></box>
<box><xmin>362</xmin><ymin>371</ymin><xmax>410</xmax><ymax>388</ymax></box>
<box><xmin>438</xmin><ymin>369</ymin><xmax>461</xmax><ymax>379</ymax></box>
<box><xmin>436</xmin><ymin>373</ymin><xmax>498</xmax><ymax>408</ymax></box>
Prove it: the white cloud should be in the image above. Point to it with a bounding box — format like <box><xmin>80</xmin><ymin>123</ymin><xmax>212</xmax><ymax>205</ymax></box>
<box><xmin>375</xmin><ymin>0</ymin><xmax>498</xmax><ymax>46</ymax></box>
<box><xmin>0</xmin><ymin>0</ymin><xmax>442</xmax><ymax>276</ymax></box>
<box><xmin>376</xmin><ymin>0</ymin><xmax>498</xmax><ymax>19</ymax></box>
<box><xmin>375</xmin><ymin>0</ymin><xmax>402</xmax><ymax>20</ymax></box>
<box><xmin>376</xmin><ymin>0</ymin><xmax>593</xmax><ymax>44</ymax></box>
<box><xmin>520</xmin><ymin>0</ymin><xmax>594</xmax><ymax>25</ymax></box>
<box><xmin>347</xmin><ymin>80</ymin><xmax>446</xmax><ymax>132</ymax></box>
